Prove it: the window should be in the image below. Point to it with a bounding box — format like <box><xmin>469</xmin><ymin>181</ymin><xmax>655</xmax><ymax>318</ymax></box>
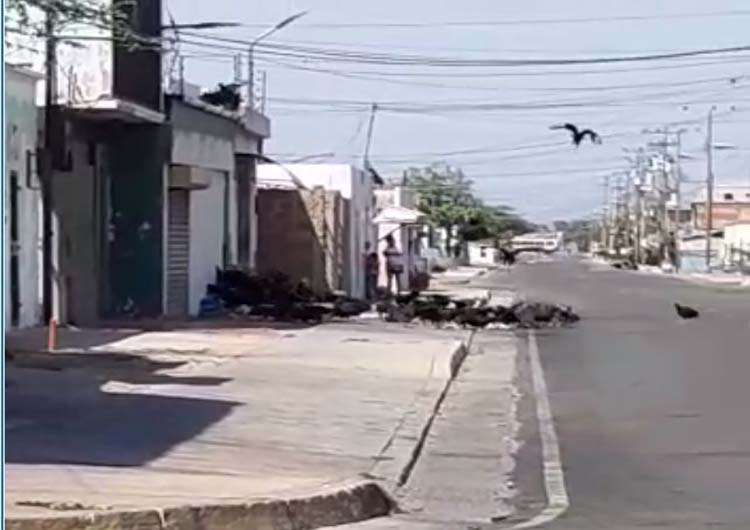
<box><xmin>723</xmin><ymin>193</ymin><xmax>734</xmax><ymax>200</ymax></box>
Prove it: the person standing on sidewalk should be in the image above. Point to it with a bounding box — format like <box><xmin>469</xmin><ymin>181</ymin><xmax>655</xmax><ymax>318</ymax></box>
<box><xmin>384</xmin><ymin>234</ymin><xmax>405</xmax><ymax>294</ymax></box>
<box><xmin>364</xmin><ymin>242</ymin><xmax>380</xmax><ymax>300</ymax></box>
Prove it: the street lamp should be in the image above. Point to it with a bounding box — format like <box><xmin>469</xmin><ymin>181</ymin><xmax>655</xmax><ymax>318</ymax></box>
<box><xmin>248</xmin><ymin>11</ymin><xmax>308</xmax><ymax>110</ymax></box>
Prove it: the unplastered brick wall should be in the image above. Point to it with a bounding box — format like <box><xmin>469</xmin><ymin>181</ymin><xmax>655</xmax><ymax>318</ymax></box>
<box><xmin>256</xmin><ymin>187</ymin><xmax>348</xmax><ymax>294</ymax></box>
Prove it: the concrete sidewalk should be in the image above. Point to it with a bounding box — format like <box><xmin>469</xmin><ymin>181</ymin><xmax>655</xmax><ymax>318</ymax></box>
<box><xmin>590</xmin><ymin>257</ymin><xmax>750</xmax><ymax>289</ymax></box>
<box><xmin>6</xmin><ymin>320</ymin><xmax>470</xmax><ymax>529</ymax></box>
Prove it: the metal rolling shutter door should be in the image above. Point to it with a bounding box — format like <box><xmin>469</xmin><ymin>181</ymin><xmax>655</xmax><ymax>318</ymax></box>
<box><xmin>167</xmin><ymin>189</ymin><xmax>190</xmax><ymax>316</ymax></box>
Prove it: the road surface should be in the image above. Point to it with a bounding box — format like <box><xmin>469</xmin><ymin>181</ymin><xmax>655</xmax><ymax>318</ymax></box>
<box><xmin>510</xmin><ymin>257</ymin><xmax>750</xmax><ymax>529</ymax></box>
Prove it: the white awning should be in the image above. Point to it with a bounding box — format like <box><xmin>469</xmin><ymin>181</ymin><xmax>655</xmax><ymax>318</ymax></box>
<box><xmin>373</xmin><ymin>206</ymin><xmax>425</xmax><ymax>225</ymax></box>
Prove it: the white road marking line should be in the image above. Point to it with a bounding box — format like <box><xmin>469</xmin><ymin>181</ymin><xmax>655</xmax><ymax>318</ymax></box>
<box><xmin>512</xmin><ymin>330</ymin><xmax>570</xmax><ymax>529</ymax></box>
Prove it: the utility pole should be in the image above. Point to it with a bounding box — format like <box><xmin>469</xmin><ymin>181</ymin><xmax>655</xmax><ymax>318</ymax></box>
<box><xmin>363</xmin><ymin>103</ymin><xmax>379</xmax><ymax>170</ymax></box>
<box><xmin>601</xmin><ymin>175</ymin><xmax>610</xmax><ymax>250</ymax></box>
<box><xmin>233</xmin><ymin>54</ymin><xmax>242</xmax><ymax>85</ymax></box>
<box><xmin>705</xmin><ymin>107</ymin><xmax>715</xmax><ymax>271</ymax></box>
<box><xmin>41</xmin><ymin>10</ymin><xmax>58</xmax><ymax>322</ymax></box>
<box><xmin>673</xmin><ymin>129</ymin><xmax>684</xmax><ymax>271</ymax></box>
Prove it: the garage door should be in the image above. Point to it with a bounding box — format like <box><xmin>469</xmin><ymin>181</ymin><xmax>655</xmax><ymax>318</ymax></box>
<box><xmin>167</xmin><ymin>189</ymin><xmax>190</xmax><ymax>316</ymax></box>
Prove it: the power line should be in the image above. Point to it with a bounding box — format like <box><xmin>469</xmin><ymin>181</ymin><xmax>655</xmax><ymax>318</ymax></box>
<box><xmin>231</xmin><ymin>10</ymin><xmax>750</xmax><ymax>29</ymax></box>
<box><xmin>181</xmin><ymin>33</ymin><xmax>750</xmax><ymax>68</ymax></box>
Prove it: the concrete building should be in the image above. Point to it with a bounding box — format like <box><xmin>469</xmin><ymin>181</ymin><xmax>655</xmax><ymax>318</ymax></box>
<box><xmin>9</xmin><ymin>0</ymin><xmax>270</xmax><ymax>323</ymax></box>
<box><xmin>5</xmin><ymin>65</ymin><xmax>43</xmax><ymax>328</ymax></box>
<box><xmin>467</xmin><ymin>240</ymin><xmax>499</xmax><ymax>266</ymax></box>
<box><xmin>164</xmin><ymin>95</ymin><xmax>268</xmax><ymax>317</ymax></box>
<box><xmin>692</xmin><ymin>185</ymin><xmax>750</xmax><ymax>230</ymax></box>
<box><xmin>257</xmin><ymin>164</ymin><xmax>376</xmax><ymax>298</ymax></box>
<box><xmin>720</xmin><ymin>222</ymin><xmax>750</xmax><ymax>270</ymax></box>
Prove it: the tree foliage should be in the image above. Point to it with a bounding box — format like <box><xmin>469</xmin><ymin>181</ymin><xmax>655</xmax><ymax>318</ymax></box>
<box><xmin>6</xmin><ymin>0</ymin><xmax>137</xmax><ymax>43</ymax></box>
<box><xmin>403</xmin><ymin>164</ymin><xmax>532</xmax><ymax>253</ymax></box>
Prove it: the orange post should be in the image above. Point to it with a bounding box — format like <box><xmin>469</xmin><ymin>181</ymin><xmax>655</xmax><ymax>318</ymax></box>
<box><xmin>47</xmin><ymin>318</ymin><xmax>57</xmax><ymax>351</ymax></box>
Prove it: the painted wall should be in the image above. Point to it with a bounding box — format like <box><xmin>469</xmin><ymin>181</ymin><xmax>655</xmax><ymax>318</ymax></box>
<box><xmin>7</xmin><ymin>0</ymin><xmax>160</xmax><ymax>109</ymax></box>
<box><xmin>53</xmin><ymin>135</ymin><xmax>102</xmax><ymax>325</ymax></box>
<box><xmin>693</xmin><ymin>202</ymin><xmax>750</xmax><ymax>230</ymax></box>
<box><xmin>5</xmin><ymin>67</ymin><xmax>43</xmax><ymax>328</ymax></box>
<box><xmin>468</xmin><ymin>242</ymin><xmax>499</xmax><ymax>266</ymax></box>
<box><xmin>107</xmin><ymin>124</ymin><xmax>168</xmax><ymax>317</ymax></box>
<box><xmin>721</xmin><ymin>223</ymin><xmax>750</xmax><ymax>268</ymax></box>
<box><xmin>188</xmin><ymin>170</ymin><xmax>227</xmax><ymax>315</ymax></box>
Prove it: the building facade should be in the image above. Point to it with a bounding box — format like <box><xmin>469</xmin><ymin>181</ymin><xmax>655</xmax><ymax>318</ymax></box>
<box><xmin>5</xmin><ymin>66</ymin><xmax>43</xmax><ymax>328</ymax></box>
<box><xmin>7</xmin><ymin>0</ymin><xmax>270</xmax><ymax>324</ymax></box>
<box><xmin>692</xmin><ymin>185</ymin><xmax>750</xmax><ymax>231</ymax></box>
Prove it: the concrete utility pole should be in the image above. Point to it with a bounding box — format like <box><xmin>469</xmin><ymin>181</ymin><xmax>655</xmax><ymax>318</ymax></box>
<box><xmin>363</xmin><ymin>103</ymin><xmax>379</xmax><ymax>170</ymax></box>
<box><xmin>643</xmin><ymin>127</ymin><xmax>687</xmax><ymax>270</ymax></box>
<box><xmin>673</xmin><ymin>129</ymin><xmax>685</xmax><ymax>271</ymax></box>
<box><xmin>706</xmin><ymin>107</ymin><xmax>715</xmax><ymax>271</ymax></box>
<box><xmin>248</xmin><ymin>11</ymin><xmax>307</xmax><ymax>110</ymax></box>
<box><xmin>41</xmin><ymin>10</ymin><xmax>58</xmax><ymax>322</ymax></box>
<box><xmin>601</xmin><ymin>175</ymin><xmax>610</xmax><ymax>250</ymax></box>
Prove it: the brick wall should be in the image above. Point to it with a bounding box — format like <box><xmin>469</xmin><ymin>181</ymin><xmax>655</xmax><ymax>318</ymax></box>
<box><xmin>693</xmin><ymin>203</ymin><xmax>750</xmax><ymax>230</ymax></box>
<box><xmin>256</xmin><ymin>187</ymin><xmax>349</xmax><ymax>295</ymax></box>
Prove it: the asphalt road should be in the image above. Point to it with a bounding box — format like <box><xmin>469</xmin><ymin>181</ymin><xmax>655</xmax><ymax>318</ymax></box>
<box><xmin>509</xmin><ymin>257</ymin><xmax>750</xmax><ymax>530</ymax></box>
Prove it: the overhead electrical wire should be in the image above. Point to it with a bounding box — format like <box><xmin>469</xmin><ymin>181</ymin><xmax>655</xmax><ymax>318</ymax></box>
<box><xmin>178</xmin><ymin>32</ymin><xmax>750</xmax><ymax>68</ymax></box>
<box><xmin>228</xmin><ymin>9</ymin><xmax>750</xmax><ymax>29</ymax></box>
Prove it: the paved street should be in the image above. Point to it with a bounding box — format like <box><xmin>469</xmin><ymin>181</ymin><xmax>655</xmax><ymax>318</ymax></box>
<box><xmin>510</xmin><ymin>257</ymin><xmax>750</xmax><ymax>529</ymax></box>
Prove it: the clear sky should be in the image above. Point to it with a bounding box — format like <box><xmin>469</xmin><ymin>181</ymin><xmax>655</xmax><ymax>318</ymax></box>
<box><xmin>167</xmin><ymin>0</ymin><xmax>750</xmax><ymax>222</ymax></box>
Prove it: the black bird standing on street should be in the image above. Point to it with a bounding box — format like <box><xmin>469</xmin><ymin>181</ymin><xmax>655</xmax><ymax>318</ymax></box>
<box><xmin>550</xmin><ymin>123</ymin><xmax>602</xmax><ymax>147</ymax></box>
<box><xmin>674</xmin><ymin>303</ymin><xmax>699</xmax><ymax>320</ymax></box>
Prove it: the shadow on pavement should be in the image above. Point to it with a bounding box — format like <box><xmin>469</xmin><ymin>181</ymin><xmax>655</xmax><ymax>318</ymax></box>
<box><xmin>6</xmin><ymin>351</ymin><xmax>237</xmax><ymax>467</ymax></box>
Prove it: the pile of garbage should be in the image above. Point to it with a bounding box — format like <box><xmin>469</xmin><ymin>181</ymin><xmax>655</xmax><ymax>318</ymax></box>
<box><xmin>200</xmin><ymin>268</ymin><xmax>371</xmax><ymax>323</ymax></box>
<box><xmin>376</xmin><ymin>292</ymin><xmax>580</xmax><ymax>329</ymax></box>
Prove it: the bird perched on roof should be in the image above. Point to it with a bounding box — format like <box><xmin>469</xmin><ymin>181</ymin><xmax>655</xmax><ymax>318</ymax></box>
<box><xmin>550</xmin><ymin>123</ymin><xmax>602</xmax><ymax>147</ymax></box>
<box><xmin>674</xmin><ymin>303</ymin><xmax>699</xmax><ymax>320</ymax></box>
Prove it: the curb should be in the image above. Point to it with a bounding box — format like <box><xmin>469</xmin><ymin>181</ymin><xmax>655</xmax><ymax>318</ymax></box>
<box><xmin>396</xmin><ymin>335</ymin><xmax>473</xmax><ymax>488</ymax></box>
<box><xmin>365</xmin><ymin>335</ymin><xmax>474</xmax><ymax>497</ymax></box>
<box><xmin>6</xmin><ymin>482</ymin><xmax>394</xmax><ymax>530</ymax></box>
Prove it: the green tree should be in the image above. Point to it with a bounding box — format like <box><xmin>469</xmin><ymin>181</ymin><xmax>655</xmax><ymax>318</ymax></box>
<box><xmin>403</xmin><ymin>164</ymin><xmax>532</xmax><ymax>254</ymax></box>
<box><xmin>460</xmin><ymin>204</ymin><xmax>532</xmax><ymax>243</ymax></box>
<box><xmin>403</xmin><ymin>164</ymin><xmax>476</xmax><ymax>255</ymax></box>
<box><xmin>6</xmin><ymin>0</ymin><xmax>137</xmax><ymax>45</ymax></box>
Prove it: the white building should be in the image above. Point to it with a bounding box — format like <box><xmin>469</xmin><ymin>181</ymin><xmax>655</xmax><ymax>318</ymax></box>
<box><xmin>720</xmin><ymin>221</ymin><xmax>750</xmax><ymax>270</ymax></box>
<box><xmin>257</xmin><ymin>163</ymin><xmax>376</xmax><ymax>297</ymax></box>
<box><xmin>5</xmin><ymin>65</ymin><xmax>44</xmax><ymax>328</ymax></box>
<box><xmin>467</xmin><ymin>240</ymin><xmax>499</xmax><ymax>266</ymax></box>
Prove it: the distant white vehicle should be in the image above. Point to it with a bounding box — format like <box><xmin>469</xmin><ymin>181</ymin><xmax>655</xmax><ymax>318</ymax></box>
<box><xmin>511</xmin><ymin>232</ymin><xmax>563</xmax><ymax>253</ymax></box>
